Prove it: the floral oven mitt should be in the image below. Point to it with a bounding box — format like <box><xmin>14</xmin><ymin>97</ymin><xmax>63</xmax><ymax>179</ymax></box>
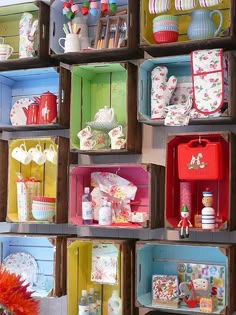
<box><xmin>151</xmin><ymin>66</ymin><xmax>177</xmax><ymax>119</ymax></box>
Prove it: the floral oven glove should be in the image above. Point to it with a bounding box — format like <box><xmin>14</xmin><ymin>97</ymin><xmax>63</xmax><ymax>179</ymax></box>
<box><xmin>151</xmin><ymin>66</ymin><xmax>177</xmax><ymax>119</ymax></box>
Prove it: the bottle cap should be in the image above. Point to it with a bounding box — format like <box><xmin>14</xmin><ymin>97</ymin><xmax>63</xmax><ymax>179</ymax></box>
<box><xmin>84</xmin><ymin>187</ymin><xmax>90</xmax><ymax>194</ymax></box>
<box><xmin>89</xmin><ymin>288</ymin><xmax>94</xmax><ymax>294</ymax></box>
<box><xmin>82</xmin><ymin>289</ymin><xmax>87</xmax><ymax>296</ymax></box>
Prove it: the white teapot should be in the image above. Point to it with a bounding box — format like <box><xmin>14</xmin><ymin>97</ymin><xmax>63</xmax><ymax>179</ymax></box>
<box><xmin>94</xmin><ymin>106</ymin><xmax>115</xmax><ymax>123</ymax></box>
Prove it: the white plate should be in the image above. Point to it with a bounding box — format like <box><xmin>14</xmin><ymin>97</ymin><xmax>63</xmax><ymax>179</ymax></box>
<box><xmin>2</xmin><ymin>252</ymin><xmax>38</xmax><ymax>286</ymax></box>
<box><xmin>86</xmin><ymin>120</ymin><xmax>119</xmax><ymax>131</ymax></box>
<box><xmin>10</xmin><ymin>98</ymin><xmax>34</xmax><ymax>126</ymax></box>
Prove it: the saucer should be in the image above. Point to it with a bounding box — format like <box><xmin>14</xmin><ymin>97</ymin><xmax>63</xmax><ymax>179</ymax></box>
<box><xmin>86</xmin><ymin>120</ymin><xmax>119</xmax><ymax>131</ymax></box>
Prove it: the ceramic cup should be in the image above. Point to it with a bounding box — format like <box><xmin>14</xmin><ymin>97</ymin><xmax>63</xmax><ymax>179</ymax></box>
<box><xmin>11</xmin><ymin>144</ymin><xmax>32</xmax><ymax>165</ymax></box>
<box><xmin>108</xmin><ymin>125</ymin><xmax>124</xmax><ymax>140</ymax></box>
<box><xmin>28</xmin><ymin>144</ymin><xmax>47</xmax><ymax>165</ymax></box>
<box><xmin>58</xmin><ymin>33</ymin><xmax>81</xmax><ymax>53</ymax></box>
<box><xmin>0</xmin><ymin>44</ymin><xmax>13</xmax><ymax>61</ymax></box>
<box><xmin>92</xmin><ymin>130</ymin><xmax>110</xmax><ymax>150</ymax></box>
<box><xmin>80</xmin><ymin>139</ymin><xmax>96</xmax><ymax>150</ymax></box>
<box><xmin>43</xmin><ymin>144</ymin><xmax>57</xmax><ymax>164</ymax></box>
<box><xmin>111</xmin><ymin>137</ymin><xmax>126</xmax><ymax>150</ymax></box>
<box><xmin>77</xmin><ymin>126</ymin><xmax>92</xmax><ymax>140</ymax></box>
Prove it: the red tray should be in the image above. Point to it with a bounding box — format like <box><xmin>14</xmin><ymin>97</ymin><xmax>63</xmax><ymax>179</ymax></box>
<box><xmin>177</xmin><ymin>139</ymin><xmax>222</xmax><ymax>180</ymax></box>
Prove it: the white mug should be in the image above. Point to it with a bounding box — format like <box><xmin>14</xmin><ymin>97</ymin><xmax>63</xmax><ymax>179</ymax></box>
<box><xmin>58</xmin><ymin>34</ymin><xmax>81</xmax><ymax>53</ymax></box>
<box><xmin>108</xmin><ymin>125</ymin><xmax>124</xmax><ymax>140</ymax></box>
<box><xmin>77</xmin><ymin>126</ymin><xmax>92</xmax><ymax>140</ymax></box>
<box><xmin>80</xmin><ymin>139</ymin><xmax>96</xmax><ymax>150</ymax></box>
<box><xmin>11</xmin><ymin>144</ymin><xmax>32</xmax><ymax>165</ymax></box>
<box><xmin>111</xmin><ymin>138</ymin><xmax>126</xmax><ymax>150</ymax></box>
<box><xmin>43</xmin><ymin>144</ymin><xmax>57</xmax><ymax>164</ymax></box>
<box><xmin>28</xmin><ymin>144</ymin><xmax>47</xmax><ymax>165</ymax></box>
<box><xmin>0</xmin><ymin>44</ymin><xmax>13</xmax><ymax>61</ymax></box>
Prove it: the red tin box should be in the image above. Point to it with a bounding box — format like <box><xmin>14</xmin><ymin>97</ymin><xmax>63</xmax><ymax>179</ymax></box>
<box><xmin>178</xmin><ymin>138</ymin><xmax>222</xmax><ymax>180</ymax></box>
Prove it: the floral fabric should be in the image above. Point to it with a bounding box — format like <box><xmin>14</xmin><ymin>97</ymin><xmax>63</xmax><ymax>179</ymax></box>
<box><xmin>151</xmin><ymin>66</ymin><xmax>177</xmax><ymax>119</ymax></box>
<box><xmin>191</xmin><ymin>49</ymin><xmax>224</xmax><ymax>114</ymax></box>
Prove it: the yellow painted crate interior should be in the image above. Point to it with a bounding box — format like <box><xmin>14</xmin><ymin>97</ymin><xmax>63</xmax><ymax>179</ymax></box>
<box><xmin>140</xmin><ymin>0</ymin><xmax>230</xmax><ymax>45</ymax></box>
<box><xmin>0</xmin><ymin>3</ymin><xmax>39</xmax><ymax>59</ymax></box>
<box><xmin>7</xmin><ymin>138</ymin><xmax>58</xmax><ymax>222</ymax></box>
<box><xmin>67</xmin><ymin>240</ymin><xmax>122</xmax><ymax>315</ymax></box>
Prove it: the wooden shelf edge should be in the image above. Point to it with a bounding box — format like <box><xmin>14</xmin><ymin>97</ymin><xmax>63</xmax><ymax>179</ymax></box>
<box><xmin>140</xmin><ymin>37</ymin><xmax>236</xmax><ymax>58</ymax></box>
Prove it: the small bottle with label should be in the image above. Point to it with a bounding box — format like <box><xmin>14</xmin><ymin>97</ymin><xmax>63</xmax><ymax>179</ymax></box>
<box><xmin>78</xmin><ymin>289</ymin><xmax>89</xmax><ymax>315</ymax></box>
<box><xmin>107</xmin><ymin>290</ymin><xmax>122</xmax><ymax>315</ymax></box>
<box><xmin>94</xmin><ymin>290</ymin><xmax>101</xmax><ymax>315</ymax></box>
<box><xmin>87</xmin><ymin>288</ymin><xmax>97</xmax><ymax>315</ymax></box>
<box><xmin>82</xmin><ymin>187</ymin><xmax>93</xmax><ymax>225</ymax></box>
<box><xmin>98</xmin><ymin>199</ymin><xmax>112</xmax><ymax>226</ymax></box>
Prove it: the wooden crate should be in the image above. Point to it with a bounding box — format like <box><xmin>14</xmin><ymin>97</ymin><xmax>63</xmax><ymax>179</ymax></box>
<box><xmin>67</xmin><ymin>238</ymin><xmax>136</xmax><ymax>315</ymax></box>
<box><xmin>0</xmin><ymin>234</ymin><xmax>67</xmax><ymax>297</ymax></box>
<box><xmin>136</xmin><ymin>240</ymin><xmax>236</xmax><ymax>315</ymax></box>
<box><xmin>0</xmin><ymin>1</ymin><xmax>50</xmax><ymax>70</ymax></box>
<box><xmin>69</xmin><ymin>163</ymin><xmax>165</xmax><ymax>229</ymax></box>
<box><xmin>70</xmin><ymin>62</ymin><xmax>142</xmax><ymax>154</ymax></box>
<box><xmin>138</xmin><ymin>52</ymin><xmax>236</xmax><ymax>125</ymax></box>
<box><xmin>0</xmin><ymin>65</ymin><xmax>71</xmax><ymax>130</ymax></box>
<box><xmin>7</xmin><ymin>136</ymin><xmax>71</xmax><ymax>224</ymax></box>
<box><xmin>165</xmin><ymin>132</ymin><xmax>236</xmax><ymax>231</ymax></box>
<box><xmin>140</xmin><ymin>0</ymin><xmax>236</xmax><ymax>57</ymax></box>
<box><xmin>50</xmin><ymin>0</ymin><xmax>142</xmax><ymax>64</ymax></box>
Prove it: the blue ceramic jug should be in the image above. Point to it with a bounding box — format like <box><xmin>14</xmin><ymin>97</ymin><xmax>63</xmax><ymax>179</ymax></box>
<box><xmin>187</xmin><ymin>9</ymin><xmax>223</xmax><ymax>40</ymax></box>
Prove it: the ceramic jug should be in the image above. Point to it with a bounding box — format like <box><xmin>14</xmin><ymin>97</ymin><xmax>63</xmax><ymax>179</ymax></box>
<box><xmin>187</xmin><ymin>9</ymin><xmax>223</xmax><ymax>40</ymax></box>
<box><xmin>94</xmin><ymin>106</ymin><xmax>115</xmax><ymax>123</ymax></box>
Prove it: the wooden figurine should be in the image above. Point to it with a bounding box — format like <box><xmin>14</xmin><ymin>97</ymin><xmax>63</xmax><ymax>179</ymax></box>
<box><xmin>200</xmin><ymin>296</ymin><xmax>218</xmax><ymax>313</ymax></box>
<box><xmin>177</xmin><ymin>205</ymin><xmax>192</xmax><ymax>239</ymax></box>
<box><xmin>201</xmin><ymin>190</ymin><xmax>215</xmax><ymax>230</ymax></box>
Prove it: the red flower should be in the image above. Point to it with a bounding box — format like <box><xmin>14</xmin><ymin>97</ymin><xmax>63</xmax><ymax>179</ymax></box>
<box><xmin>0</xmin><ymin>269</ymin><xmax>39</xmax><ymax>315</ymax></box>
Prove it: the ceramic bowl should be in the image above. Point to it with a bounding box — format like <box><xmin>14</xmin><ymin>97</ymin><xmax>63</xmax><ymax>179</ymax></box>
<box><xmin>153</xmin><ymin>25</ymin><xmax>178</xmax><ymax>32</ymax></box>
<box><xmin>153</xmin><ymin>14</ymin><xmax>178</xmax><ymax>23</ymax></box>
<box><xmin>32</xmin><ymin>209</ymin><xmax>56</xmax><ymax>221</ymax></box>
<box><xmin>153</xmin><ymin>31</ymin><xmax>179</xmax><ymax>44</ymax></box>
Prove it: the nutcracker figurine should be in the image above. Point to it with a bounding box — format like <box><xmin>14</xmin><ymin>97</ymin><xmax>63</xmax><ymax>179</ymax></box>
<box><xmin>178</xmin><ymin>205</ymin><xmax>192</xmax><ymax>239</ymax></box>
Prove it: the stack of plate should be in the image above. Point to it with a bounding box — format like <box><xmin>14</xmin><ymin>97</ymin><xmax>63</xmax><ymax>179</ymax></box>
<box><xmin>32</xmin><ymin>196</ymin><xmax>56</xmax><ymax>221</ymax></box>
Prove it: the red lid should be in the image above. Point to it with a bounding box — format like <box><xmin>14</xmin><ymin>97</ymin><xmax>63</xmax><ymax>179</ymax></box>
<box><xmin>32</xmin><ymin>196</ymin><xmax>56</xmax><ymax>203</ymax></box>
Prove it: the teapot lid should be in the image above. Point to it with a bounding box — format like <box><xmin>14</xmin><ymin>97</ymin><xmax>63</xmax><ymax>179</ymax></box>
<box><xmin>42</xmin><ymin>91</ymin><xmax>56</xmax><ymax>96</ymax></box>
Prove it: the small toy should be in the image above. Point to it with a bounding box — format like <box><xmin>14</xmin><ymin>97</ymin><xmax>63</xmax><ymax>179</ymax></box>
<box><xmin>177</xmin><ymin>205</ymin><xmax>192</xmax><ymax>239</ymax></box>
<box><xmin>200</xmin><ymin>296</ymin><xmax>218</xmax><ymax>313</ymax></box>
<box><xmin>201</xmin><ymin>189</ymin><xmax>215</xmax><ymax>229</ymax></box>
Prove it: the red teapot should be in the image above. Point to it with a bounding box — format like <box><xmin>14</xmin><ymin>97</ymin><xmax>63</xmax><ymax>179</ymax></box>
<box><xmin>22</xmin><ymin>102</ymin><xmax>39</xmax><ymax>125</ymax></box>
<box><xmin>34</xmin><ymin>91</ymin><xmax>57</xmax><ymax>124</ymax></box>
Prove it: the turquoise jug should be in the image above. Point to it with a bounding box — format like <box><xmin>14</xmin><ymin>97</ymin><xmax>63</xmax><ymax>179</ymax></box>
<box><xmin>187</xmin><ymin>9</ymin><xmax>223</xmax><ymax>40</ymax></box>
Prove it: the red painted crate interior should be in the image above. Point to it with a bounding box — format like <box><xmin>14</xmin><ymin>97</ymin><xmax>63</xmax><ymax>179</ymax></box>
<box><xmin>69</xmin><ymin>164</ymin><xmax>150</xmax><ymax>228</ymax></box>
<box><xmin>166</xmin><ymin>134</ymin><xmax>229</xmax><ymax>230</ymax></box>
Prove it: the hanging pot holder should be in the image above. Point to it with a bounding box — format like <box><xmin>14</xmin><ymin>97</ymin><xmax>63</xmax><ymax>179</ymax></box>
<box><xmin>191</xmin><ymin>48</ymin><xmax>224</xmax><ymax>114</ymax></box>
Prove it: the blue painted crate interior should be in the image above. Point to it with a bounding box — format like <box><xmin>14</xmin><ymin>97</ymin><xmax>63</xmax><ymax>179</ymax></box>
<box><xmin>0</xmin><ymin>67</ymin><xmax>59</xmax><ymax>126</ymax></box>
<box><xmin>138</xmin><ymin>54</ymin><xmax>229</xmax><ymax>121</ymax></box>
<box><xmin>50</xmin><ymin>0</ymin><xmax>128</xmax><ymax>54</ymax></box>
<box><xmin>136</xmin><ymin>243</ymin><xmax>227</xmax><ymax>313</ymax></box>
<box><xmin>0</xmin><ymin>235</ymin><xmax>56</xmax><ymax>297</ymax></box>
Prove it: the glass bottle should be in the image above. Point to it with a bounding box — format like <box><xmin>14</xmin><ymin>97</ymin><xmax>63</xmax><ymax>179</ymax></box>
<box><xmin>82</xmin><ymin>187</ymin><xmax>93</xmax><ymax>225</ymax></box>
<box><xmin>87</xmin><ymin>288</ymin><xmax>97</xmax><ymax>315</ymax></box>
<box><xmin>78</xmin><ymin>289</ymin><xmax>89</xmax><ymax>315</ymax></box>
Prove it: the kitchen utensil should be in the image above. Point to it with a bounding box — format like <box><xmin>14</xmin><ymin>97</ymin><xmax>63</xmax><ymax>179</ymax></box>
<box><xmin>22</xmin><ymin>102</ymin><xmax>39</xmax><ymax>125</ymax></box>
<box><xmin>35</xmin><ymin>91</ymin><xmax>57</xmax><ymax>124</ymax></box>
<box><xmin>187</xmin><ymin>9</ymin><xmax>223</xmax><ymax>40</ymax></box>
<box><xmin>10</xmin><ymin>98</ymin><xmax>34</xmax><ymax>126</ymax></box>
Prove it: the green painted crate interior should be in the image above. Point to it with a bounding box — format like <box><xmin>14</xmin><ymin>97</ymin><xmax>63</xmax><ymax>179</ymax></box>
<box><xmin>71</xmin><ymin>63</ymin><xmax>127</xmax><ymax>150</ymax></box>
<box><xmin>0</xmin><ymin>3</ymin><xmax>39</xmax><ymax>59</ymax></box>
<box><xmin>140</xmin><ymin>0</ymin><xmax>230</xmax><ymax>45</ymax></box>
